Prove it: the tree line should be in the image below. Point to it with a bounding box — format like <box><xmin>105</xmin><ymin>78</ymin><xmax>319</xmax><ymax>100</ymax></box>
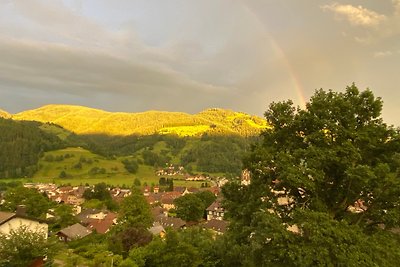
<box><xmin>0</xmin><ymin>119</ymin><xmax>65</xmax><ymax>178</ymax></box>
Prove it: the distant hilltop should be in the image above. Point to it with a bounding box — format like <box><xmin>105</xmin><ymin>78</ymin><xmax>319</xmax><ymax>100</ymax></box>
<box><xmin>0</xmin><ymin>109</ymin><xmax>11</xmax><ymax>119</ymax></box>
<box><xmin>8</xmin><ymin>104</ymin><xmax>267</xmax><ymax>137</ymax></box>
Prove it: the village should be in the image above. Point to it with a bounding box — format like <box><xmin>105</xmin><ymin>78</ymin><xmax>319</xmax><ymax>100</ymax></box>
<box><xmin>0</xmin><ymin>169</ymin><xmax>239</xmax><ymax>245</ymax></box>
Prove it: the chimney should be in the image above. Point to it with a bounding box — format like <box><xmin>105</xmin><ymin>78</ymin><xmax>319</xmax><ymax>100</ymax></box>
<box><xmin>16</xmin><ymin>205</ymin><xmax>26</xmax><ymax>216</ymax></box>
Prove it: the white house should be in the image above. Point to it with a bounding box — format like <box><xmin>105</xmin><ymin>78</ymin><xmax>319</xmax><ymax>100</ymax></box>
<box><xmin>0</xmin><ymin>211</ymin><xmax>48</xmax><ymax>238</ymax></box>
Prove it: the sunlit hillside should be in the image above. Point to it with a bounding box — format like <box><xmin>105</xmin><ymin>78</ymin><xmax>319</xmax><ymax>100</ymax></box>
<box><xmin>0</xmin><ymin>109</ymin><xmax>11</xmax><ymax>119</ymax></box>
<box><xmin>13</xmin><ymin>104</ymin><xmax>267</xmax><ymax>136</ymax></box>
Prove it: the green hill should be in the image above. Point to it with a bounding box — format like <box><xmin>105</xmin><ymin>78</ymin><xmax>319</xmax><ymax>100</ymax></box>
<box><xmin>33</xmin><ymin>147</ymin><xmax>149</xmax><ymax>186</ymax></box>
<box><xmin>32</xmin><ymin>146</ymin><xmax>215</xmax><ymax>187</ymax></box>
<box><xmin>0</xmin><ymin>109</ymin><xmax>11</xmax><ymax>119</ymax></box>
<box><xmin>13</xmin><ymin>104</ymin><xmax>267</xmax><ymax>137</ymax></box>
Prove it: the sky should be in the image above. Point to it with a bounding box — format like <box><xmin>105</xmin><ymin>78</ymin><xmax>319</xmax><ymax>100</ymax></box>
<box><xmin>1</xmin><ymin>0</ymin><xmax>400</xmax><ymax>125</ymax></box>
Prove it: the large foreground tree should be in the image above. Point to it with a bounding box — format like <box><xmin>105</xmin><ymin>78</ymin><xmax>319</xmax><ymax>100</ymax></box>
<box><xmin>223</xmin><ymin>85</ymin><xmax>400</xmax><ymax>266</ymax></box>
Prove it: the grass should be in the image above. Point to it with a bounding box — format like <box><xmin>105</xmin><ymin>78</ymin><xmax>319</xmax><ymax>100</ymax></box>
<box><xmin>26</xmin><ymin>147</ymin><xmax>208</xmax><ymax>187</ymax></box>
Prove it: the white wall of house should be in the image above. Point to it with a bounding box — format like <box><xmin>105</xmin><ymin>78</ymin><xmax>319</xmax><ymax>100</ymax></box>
<box><xmin>0</xmin><ymin>217</ymin><xmax>48</xmax><ymax>238</ymax></box>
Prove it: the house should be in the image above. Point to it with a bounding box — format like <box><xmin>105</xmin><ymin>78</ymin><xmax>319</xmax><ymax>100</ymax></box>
<box><xmin>206</xmin><ymin>200</ymin><xmax>225</xmax><ymax>221</ymax></box>
<box><xmin>151</xmin><ymin>206</ymin><xmax>167</xmax><ymax>221</ymax></box>
<box><xmin>155</xmin><ymin>216</ymin><xmax>186</xmax><ymax>230</ymax></box>
<box><xmin>66</xmin><ymin>194</ymin><xmax>85</xmax><ymax>206</ymax></box>
<box><xmin>57</xmin><ymin>223</ymin><xmax>92</xmax><ymax>242</ymax></box>
<box><xmin>86</xmin><ymin>212</ymin><xmax>117</xmax><ymax>234</ymax></box>
<box><xmin>203</xmin><ymin>219</ymin><xmax>229</xmax><ymax>235</ymax></box>
<box><xmin>76</xmin><ymin>208</ymin><xmax>102</xmax><ymax>224</ymax></box>
<box><xmin>0</xmin><ymin>210</ymin><xmax>48</xmax><ymax>238</ymax></box>
<box><xmin>173</xmin><ymin>186</ymin><xmax>191</xmax><ymax>196</ymax></box>
<box><xmin>111</xmin><ymin>188</ymin><xmax>131</xmax><ymax>203</ymax></box>
<box><xmin>148</xmin><ymin>223</ymin><xmax>166</xmax><ymax>238</ymax></box>
<box><xmin>160</xmin><ymin>191</ymin><xmax>181</xmax><ymax>210</ymax></box>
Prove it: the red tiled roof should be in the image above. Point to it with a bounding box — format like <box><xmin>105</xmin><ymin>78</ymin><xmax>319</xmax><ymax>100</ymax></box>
<box><xmin>86</xmin><ymin>212</ymin><xmax>117</xmax><ymax>234</ymax></box>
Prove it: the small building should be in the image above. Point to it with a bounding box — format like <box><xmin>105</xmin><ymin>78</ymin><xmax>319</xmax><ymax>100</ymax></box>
<box><xmin>66</xmin><ymin>194</ymin><xmax>85</xmax><ymax>206</ymax></box>
<box><xmin>156</xmin><ymin>216</ymin><xmax>186</xmax><ymax>230</ymax></box>
<box><xmin>206</xmin><ymin>200</ymin><xmax>225</xmax><ymax>221</ymax></box>
<box><xmin>86</xmin><ymin>212</ymin><xmax>117</xmax><ymax>234</ymax></box>
<box><xmin>148</xmin><ymin>223</ymin><xmax>166</xmax><ymax>238</ymax></box>
<box><xmin>0</xmin><ymin>209</ymin><xmax>48</xmax><ymax>238</ymax></box>
<box><xmin>57</xmin><ymin>223</ymin><xmax>92</xmax><ymax>242</ymax></box>
<box><xmin>203</xmin><ymin>219</ymin><xmax>229</xmax><ymax>235</ymax></box>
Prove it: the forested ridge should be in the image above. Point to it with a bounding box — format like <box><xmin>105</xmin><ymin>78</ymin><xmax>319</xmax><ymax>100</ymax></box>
<box><xmin>12</xmin><ymin>105</ymin><xmax>267</xmax><ymax>136</ymax></box>
<box><xmin>0</xmin><ymin>118</ymin><xmax>65</xmax><ymax>178</ymax></box>
<box><xmin>0</xmin><ymin>118</ymin><xmax>258</xmax><ymax>179</ymax></box>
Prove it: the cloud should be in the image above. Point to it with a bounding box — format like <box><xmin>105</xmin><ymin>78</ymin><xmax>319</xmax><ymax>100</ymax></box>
<box><xmin>373</xmin><ymin>50</ymin><xmax>400</xmax><ymax>58</ymax></box>
<box><xmin>0</xmin><ymin>37</ymin><xmax>231</xmax><ymax>112</ymax></box>
<box><xmin>374</xmin><ymin>51</ymin><xmax>393</xmax><ymax>58</ymax></box>
<box><xmin>322</xmin><ymin>3</ymin><xmax>386</xmax><ymax>27</ymax></box>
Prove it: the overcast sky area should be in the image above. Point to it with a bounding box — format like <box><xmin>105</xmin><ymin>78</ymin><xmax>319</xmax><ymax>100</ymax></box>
<box><xmin>1</xmin><ymin>0</ymin><xmax>399</xmax><ymax>125</ymax></box>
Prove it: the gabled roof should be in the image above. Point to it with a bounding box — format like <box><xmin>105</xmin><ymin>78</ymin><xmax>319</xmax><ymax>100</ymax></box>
<box><xmin>160</xmin><ymin>192</ymin><xmax>181</xmax><ymax>204</ymax></box>
<box><xmin>58</xmin><ymin>223</ymin><xmax>92</xmax><ymax>239</ymax></box>
<box><xmin>86</xmin><ymin>212</ymin><xmax>117</xmax><ymax>234</ymax></box>
<box><xmin>203</xmin><ymin>219</ymin><xmax>229</xmax><ymax>233</ymax></box>
<box><xmin>173</xmin><ymin>186</ymin><xmax>187</xmax><ymax>193</ymax></box>
<box><xmin>0</xmin><ymin>211</ymin><xmax>47</xmax><ymax>225</ymax></box>
<box><xmin>156</xmin><ymin>217</ymin><xmax>186</xmax><ymax>230</ymax></box>
<box><xmin>76</xmin><ymin>208</ymin><xmax>101</xmax><ymax>223</ymax></box>
<box><xmin>206</xmin><ymin>200</ymin><xmax>224</xmax><ymax>212</ymax></box>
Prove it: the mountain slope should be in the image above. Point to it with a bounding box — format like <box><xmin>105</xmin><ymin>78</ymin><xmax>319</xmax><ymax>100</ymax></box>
<box><xmin>13</xmin><ymin>104</ymin><xmax>267</xmax><ymax>136</ymax></box>
<box><xmin>0</xmin><ymin>118</ymin><xmax>66</xmax><ymax>178</ymax></box>
<box><xmin>0</xmin><ymin>109</ymin><xmax>11</xmax><ymax>119</ymax></box>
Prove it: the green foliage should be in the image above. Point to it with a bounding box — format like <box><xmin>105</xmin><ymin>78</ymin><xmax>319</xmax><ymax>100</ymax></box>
<box><xmin>88</xmin><ymin>166</ymin><xmax>106</xmax><ymax>175</ymax></box>
<box><xmin>142</xmin><ymin>149</ymin><xmax>170</xmax><ymax>167</ymax></box>
<box><xmin>195</xmin><ymin>191</ymin><xmax>217</xmax><ymax>209</ymax></box>
<box><xmin>122</xmin><ymin>159</ymin><xmax>139</xmax><ymax>174</ymax></box>
<box><xmin>67</xmin><ymin>233</ymin><xmax>110</xmax><ymax>262</ymax></box>
<box><xmin>174</xmin><ymin>194</ymin><xmax>206</xmax><ymax>222</ymax></box>
<box><xmin>0</xmin><ymin>226</ymin><xmax>58</xmax><ymax>267</ymax></box>
<box><xmin>51</xmin><ymin>204</ymin><xmax>78</xmax><ymax>230</ymax></box>
<box><xmin>0</xmin><ymin>118</ymin><xmax>65</xmax><ymax>178</ymax></box>
<box><xmin>128</xmin><ymin>228</ymin><xmax>218</xmax><ymax>267</ymax></box>
<box><xmin>83</xmin><ymin>182</ymin><xmax>111</xmax><ymax>201</ymax></box>
<box><xmin>222</xmin><ymin>85</ymin><xmax>400</xmax><ymax>266</ymax></box>
<box><xmin>133</xmin><ymin>178</ymin><xmax>141</xmax><ymax>187</ymax></box>
<box><xmin>1</xmin><ymin>186</ymin><xmax>52</xmax><ymax>218</ymax></box>
<box><xmin>108</xmin><ymin>226</ymin><xmax>153</xmax><ymax>257</ymax></box>
<box><xmin>181</xmin><ymin>135</ymin><xmax>251</xmax><ymax>175</ymax></box>
<box><xmin>83</xmin><ymin>199</ymin><xmax>105</xmax><ymax>210</ymax></box>
<box><xmin>118</xmin><ymin>188</ymin><xmax>152</xmax><ymax>228</ymax></box>
<box><xmin>0</xmin><ymin>181</ymin><xmax>22</xmax><ymax>192</ymax></box>
<box><xmin>59</xmin><ymin>170</ymin><xmax>68</xmax><ymax>178</ymax></box>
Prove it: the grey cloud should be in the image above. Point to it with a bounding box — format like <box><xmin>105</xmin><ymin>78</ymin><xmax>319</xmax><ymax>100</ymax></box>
<box><xmin>0</xmin><ymin>38</ymin><xmax>230</xmax><ymax>112</ymax></box>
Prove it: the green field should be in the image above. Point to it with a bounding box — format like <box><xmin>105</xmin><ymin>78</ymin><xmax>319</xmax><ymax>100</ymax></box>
<box><xmin>27</xmin><ymin>147</ymin><xmax>209</xmax><ymax>187</ymax></box>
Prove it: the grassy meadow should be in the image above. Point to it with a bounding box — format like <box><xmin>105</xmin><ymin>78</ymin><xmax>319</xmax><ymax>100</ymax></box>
<box><xmin>27</xmin><ymin>147</ymin><xmax>209</xmax><ymax>187</ymax></box>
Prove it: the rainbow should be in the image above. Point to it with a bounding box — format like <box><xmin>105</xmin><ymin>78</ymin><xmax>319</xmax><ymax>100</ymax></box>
<box><xmin>268</xmin><ymin>38</ymin><xmax>307</xmax><ymax>109</ymax></box>
<box><xmin>241</xmin><ymin>3</ymin><xmax>307</xmax><ymax>109</ymax></box>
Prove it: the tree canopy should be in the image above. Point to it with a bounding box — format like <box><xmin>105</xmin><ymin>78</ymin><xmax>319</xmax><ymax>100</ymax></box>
<box><xmin>118</xmin><ymin>188</ymin><xmax>153</xmax><ymax>228</ymax></box>
<box><xmin>222</xmin><ymin>85</ymin><xmax>400</xmax><ymax>266</ymax></box>
<box><xmin>1</xmin><ymin>186</ymin><xmax>52</xmax><ymax>218</ymax></box>
<box><xmin>0</xmin><ymin>225</ymin><xmax>57</xmax><ymax>267</ymax></box>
